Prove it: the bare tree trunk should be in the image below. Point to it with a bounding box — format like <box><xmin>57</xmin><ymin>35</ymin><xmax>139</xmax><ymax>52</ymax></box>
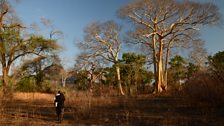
<box><xmin>62</xmin><ymin>75</ymin><xmax>66</xmax><ymax>87</ymax></box>
<box><xmin>163</xmin><ymin>46</ymin><xmax>170</xmax><ymax>91</ymax></box>
<box><xmin>157</xmin><ymin>41</ymin><xmax>164</xmax><ymax>92</ymax></box>
<box><xmin>2</xmin><ymin>67</ymin><xmax>9</xmax><ymax>94</ymax></box>
<box><xmin>115</xmin><ymin>66</ymin><xmax>125</xmax><ymax>95</ymax></box>
<box><xmin>152</xmin><ymin>35</ymin><xmax>158</xmax><ymax>93</ymax></box>
<box><xmin>90</xmin><ymin>73</ymin><xmax>94</xmax><ymax>89</ymax></box>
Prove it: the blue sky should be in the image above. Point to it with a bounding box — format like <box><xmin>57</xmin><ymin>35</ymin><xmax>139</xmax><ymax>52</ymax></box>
<box><xmin>13</xmin><ymin>0</ymin><xmax>224</xmax><ymax>69</ymax></box>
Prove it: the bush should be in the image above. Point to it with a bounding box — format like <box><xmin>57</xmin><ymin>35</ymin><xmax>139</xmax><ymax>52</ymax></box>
<box><xmin>181</xmin><ymin>72</ymin><xmax>224</xmax><ymax>106</ymax></box>
<box><xmin>40</xmin><ymin>80</ymin><xmax>53</xmax><ymax>93</ymax></box>
<box><xmin>16</xmin><ymin>78</ymin><xmax>53</xmax><ymax>93</ymax></box>
<box><xmin>16</xmin><ymin>77</ymin><xmax>37</xmax><ymax>92</ymax></box>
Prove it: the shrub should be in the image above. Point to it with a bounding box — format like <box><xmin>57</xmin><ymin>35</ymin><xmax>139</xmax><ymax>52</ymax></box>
<box><xmin>16</xmin><ymin>77</ymin><xmax>37</xmax><ymax>92</ymax></box>
<box><xmin>181</xmin><ymin>72</ymin><xmax>224</xmax><ymax>106</ymax></box>
<box><xmin>16</xmin><ymin>78</ymin><xmax>53</xmax><ymax>93</ymax></box>
<box><xmin>40</xmin><ymin>80</ymin><xmax>53</xmax><ymax>93</ymax></box>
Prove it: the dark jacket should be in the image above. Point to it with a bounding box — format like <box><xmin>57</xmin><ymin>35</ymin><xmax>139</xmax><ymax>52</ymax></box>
<box><xmin>54</xmin><ymin>92</ymin><xmax>65</xmax><ymax>108</ymax></box>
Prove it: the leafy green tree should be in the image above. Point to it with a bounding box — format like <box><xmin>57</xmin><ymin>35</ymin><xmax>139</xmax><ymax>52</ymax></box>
<box><xmin>121</xmin><ymin>53</ymin><xmax>152</xmax><ymax>94</ymax></box>
<box><xmin>122</xmin><ymin>53</ymin><xmax>146</xmax><ymax>85</ymax></box>
<box><xmin>16</xmin><ymin>77</ymin><xmax>37</xmax><ymax>92</ymax></box>
<box><xmin>186</xmin><ymin>63</ymin><xmax>199</xmax><ymax>79</ymax></box>
<box><xmin>101</xmin><ymin>67</ymin><xmax>117</xmax><ymax>86</ymax></box>
<box><xmin>74</xmin><ymin>70</ymin><xmax>90</xmax><ymax>91</ymax></box>
<box><xmin>139</xmin><ymin>69</ymin><xmax>154</xmax><ymax>93</ymax></box>
<box><xmin>169</xmin><ymin>55</ymin><xmax>200</xmax><ymax>90</ymax></box>
<box><xmin>20</xmin><ymin>55</ymin><xmax>63</xmax><ymax>86</ymax></box>
<box><xmin>168</xmin><ymin>55</ymin><xmax>187</xmax><ymax>88</ymax></box>
<box><xmin>208</xmin><ymin>50</ymin><xmax>224</xmax><ymax>82</ymax></box>
<box><xmin>0</xmin><ymin>1</ymin><xmax>60</xmax><ymax>93</ymax></box>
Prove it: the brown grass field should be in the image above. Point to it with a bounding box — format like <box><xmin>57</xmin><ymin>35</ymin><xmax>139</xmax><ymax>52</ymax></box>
<box><xmin>0</xmin><ymin>92</ymin><xmax>224</xmax><ymax>126</ymax></box>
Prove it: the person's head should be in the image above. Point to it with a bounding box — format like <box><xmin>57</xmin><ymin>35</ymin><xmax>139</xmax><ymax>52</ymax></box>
<box><xmin>57</xmin><ymin>91</ymin><xmax>61</xmax><ymax>94</ymax></box>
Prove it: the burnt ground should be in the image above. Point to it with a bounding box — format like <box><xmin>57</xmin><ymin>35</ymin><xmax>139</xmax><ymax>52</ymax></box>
<box><xmin>0</xmin><ymin>95</ymin><xmax>224</xmax><ymax>126</ymax></box>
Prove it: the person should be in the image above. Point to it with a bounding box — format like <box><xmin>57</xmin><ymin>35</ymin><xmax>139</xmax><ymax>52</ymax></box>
<box><xmin>54</xmin><ymin>91</ymin><xmax>65</xmax><ymax>122</ymax></box>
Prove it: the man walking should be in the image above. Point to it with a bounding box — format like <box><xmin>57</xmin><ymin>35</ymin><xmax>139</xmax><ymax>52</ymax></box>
<box><xmin>54</xmin><ymin>91</ymin><xmax>65</xmax><ymax>122</ymax></box>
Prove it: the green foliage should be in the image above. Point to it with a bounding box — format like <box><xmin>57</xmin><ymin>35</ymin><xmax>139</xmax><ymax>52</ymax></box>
<box><xmin>41</xmin><ymin>80</ymin><xmax>52</xmax><ymax>93</ymax></box>
<box><xmin>120</xmin><ymin>53</ymin><xmax>152</xmax><ymax>94</ymax></box>
<box><xmin>20</xmin><ymin>57</ymin><xmax>46</xmax><ymax>88</ymax></box>
<box><xmin>74</xmin><ymin>70</ymin><xmax>90</xmax><ymax>91</ymax></box>
<box><xmin>208</xmin><ymin>50</ymin><xmax>224</xmax><ymax>82</ymax></box>
<box><xmin>2</xmin><ymin>27</ymin><xmax>22</xmax><ymax>51</ymax></box>
<box><xmin>168</xmin><ymin>55</ymin><xmax>187</xmax><ymax>85</ymax></box>
<box><xmin>168</xmin><ymin>55</ymin><xmax>200</xmax><ymax>90</ymax></box>
<box><xmin>16</xmin><ymin>77</ymin><xmax>53</xmax><ymax>93</ymax></box>
<box><xmin>16</xmin><ymin>77</ymin><xmax>37</xmax><ymax>92</ymax></box>
<box><xmin>28</xmin><ymin>36</ymin><xmax>60</xmax><ymax>52</ymax></box>
<box><xmin>18</xmin><ymin>55</ymin><xmax>64</xmax><ymax>92</ymax></box>
<box><xmin>169</xmin><ymin>55</ymin><xmax>186</xmax><ymax>68</ymax></box>
<box><xmin>122</xmin><ymin>53</ymin><xmax>146</xmax><ymax>65</ymax></box>
<box><xmin>186</xmin><ymin>63</ymin><xmax>199</xmax><ymax>78</ymax></box>
<box><xmin>101</xmin><ymin>67</ymin><xmax>116</xmax><ymax>86</ymax></box>
<box><xmin>208</xmin><ymin>51</ymin><xmax>224</xmax><ymax>72</ymax></box>
<box><xmin>0</xmin><ymin>5</ymin><xmax>61</xmax><ymax>93</ymax></box>
<box><xmin>140</xmin><ymin>69</ymin><xmax>154</xmax><ymax>84</ymax></box>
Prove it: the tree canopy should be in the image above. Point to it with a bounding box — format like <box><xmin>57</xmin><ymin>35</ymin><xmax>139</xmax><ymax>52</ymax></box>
<box><xmin>118</xmin><ymin>0</ymin><xmax>221</xmax><ymax>92</ymax></box>
<box><xmin>0</xmin><ymin>0</ymin><xmax>61</xmax><ymax>93</ymax></box>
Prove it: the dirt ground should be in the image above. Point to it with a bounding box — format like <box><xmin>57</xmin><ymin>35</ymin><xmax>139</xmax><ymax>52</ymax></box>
<box><xmin>0</xmin><ymin>92</ymin><xmax>224</xmax><ymax>126</ymax></box>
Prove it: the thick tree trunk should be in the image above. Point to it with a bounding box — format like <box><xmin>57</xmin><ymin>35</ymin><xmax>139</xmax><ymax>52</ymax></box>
<box><xmin>152</xmin><ymin>34</ymin><xmax>158</xmax><ymax>93</ymax></box>
<box><xmin>163</xmin><ymin>47</ymin><xmax>170</xmax><ymax>91</ymax></box>
<box><xmin>157</xmin><ymin>61</ymin><xmax>164</xmax><ymax>92</ymax></box>
<box><xmin>2</xmin><ymin>67</ymin><xmax>9</xmax><ymax>94</ymax></box>
<box><xmin>115</xmin><ymin>66</ymin><xmax>125</xmax><ymax>95</ymax></box>
<box><xmin>157</xmin><ymin>41</ymin><xmax>164</xmax><ymax>92</ymax></box>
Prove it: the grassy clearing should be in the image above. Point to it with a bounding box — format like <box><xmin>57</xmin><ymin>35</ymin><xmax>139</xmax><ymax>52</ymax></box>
<box><xmin>0</xmin><ymin>92</ymin><xmax>223</xmax><ymax>126</ymax></box>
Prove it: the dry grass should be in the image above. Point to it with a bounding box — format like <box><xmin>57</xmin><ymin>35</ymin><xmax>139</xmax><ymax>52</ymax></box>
<box><xmin>13</xmin><ymin>92</ymin><xmax>54</xmax><ymax>102</ymax></box>
<box><xmin>0</xmin><ymin>91</ymin><xmax>223</xmax><ymax>126</ymax></box>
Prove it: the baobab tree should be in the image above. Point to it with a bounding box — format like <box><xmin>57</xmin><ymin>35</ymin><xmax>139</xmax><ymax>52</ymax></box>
<box><xmin>119</xmin><ymin>0</ymin><xmax>221</xmax><ymax>92</ymax></box>
<box><xmin>78</xmin><ymin>20</ymin><xmax>125</xmax><ymax>95</ymax></box>
<box><xmin>0</xmin><ymin>0</ymin><xmax>60</xmax><ymax>93</ymax></box>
